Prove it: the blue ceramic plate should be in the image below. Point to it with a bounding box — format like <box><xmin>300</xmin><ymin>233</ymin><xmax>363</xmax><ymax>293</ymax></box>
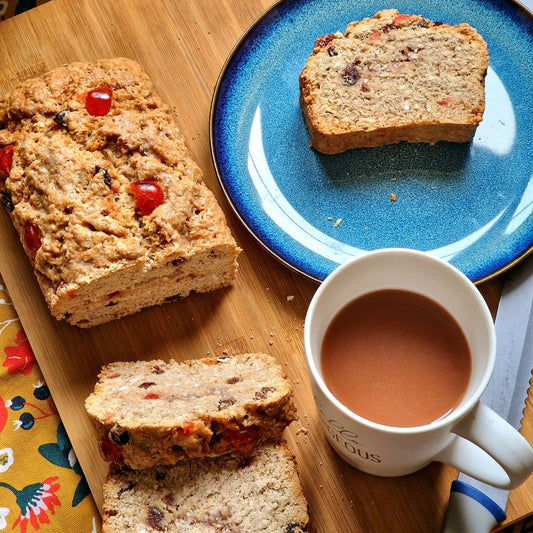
<box><xmin>210</xmin><ymin>0</ymin><xmax>533</xmax><ymax>283</ymax></box>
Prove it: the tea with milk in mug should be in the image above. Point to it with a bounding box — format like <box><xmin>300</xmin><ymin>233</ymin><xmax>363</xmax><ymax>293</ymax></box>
<box><xmin>320</xmin><ymin>289</ymin><xmax>471</xmax><ymax>427</ymax></box>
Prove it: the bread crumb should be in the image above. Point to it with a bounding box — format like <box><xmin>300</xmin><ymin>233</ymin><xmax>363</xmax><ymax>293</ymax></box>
<box><xmin>390</xmin><ymin>193</ymin><xmax>396</xmax><ymax>203</ymax></box>
<box><xmin>296</xmin><ymin>425</ymin><xmax>308</xmax><ymax>436</ymax></box>
<box><xmin>334</xmin><ymin>218</ymin><xmax>342</xmax><ymax>227</ymax></box>
<box><xmin>286</xmin><ymin>295</ymin><xmax>294</xmax><ymax>301</ymax></box>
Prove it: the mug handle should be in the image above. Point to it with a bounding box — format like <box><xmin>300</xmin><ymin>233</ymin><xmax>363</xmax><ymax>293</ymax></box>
<box><xmin>434</xmin><ymin>402</ymin><xmax>533</xmax><ymax>489</ymax></box>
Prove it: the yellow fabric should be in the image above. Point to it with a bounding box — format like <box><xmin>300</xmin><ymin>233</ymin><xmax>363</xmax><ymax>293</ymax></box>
<box><xmin>0</xmin><ymin>276</ymin><xmax>101</xmax><ymax>533</ymax></box>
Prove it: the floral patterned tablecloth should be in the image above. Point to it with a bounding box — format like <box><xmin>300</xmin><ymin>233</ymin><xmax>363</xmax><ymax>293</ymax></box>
<box><xmin>0</xmin><ymin>276</ymin><xmax>102</xmax><ymax>533</ymax></box>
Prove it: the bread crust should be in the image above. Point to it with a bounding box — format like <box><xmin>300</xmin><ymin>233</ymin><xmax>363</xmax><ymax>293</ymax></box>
<box><xmin>299</xmin><ymin>10</ymin><xmax>489</xmax><ymax>153</ymax></box>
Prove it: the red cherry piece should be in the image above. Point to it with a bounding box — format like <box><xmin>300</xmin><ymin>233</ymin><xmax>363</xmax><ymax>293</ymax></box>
<box><xmin>86</xmin><ymin>87</ymin><xmax>113</xmax><ymax>116</ymax></box>
<box><xmin>143</xmin><ymin>393</ymin><xmax>160</xmax><ymax>400</ymax></box>
<box><xmin>65</xmin><ymin>289</ymin><xmax>77</xmax><ymax>299</ymax></box>
<box><xmin>392</xmin><ymin>14</ymin><xmax>412</xmax><ymax>25</ymax></box>
<box><xmin>98</xmin><ymin>438</ymin><xmax>122</xmax><ymax>462</ymax></box>
<box><xmin>130</xmin><ymin>179</ymin><xmax>164</xmax><ymax>215</ymax></box>
<box><xmin>314</xmin><ymin>34</ymin><xmax>335</xmax><ymax>49</ymax></box>
<box><xmin>23</xmin><ymin>223</ymin><xmax>41</xmax><ymax>258</ymax></box>
<box><xmin>225</xmin><ymin>426</ymin><xmax>260</xmax><ymax>454</ymax></box>
<box><xmin>0</xmin><ymin>145</ymin><xmax>14</xmax><ymax>181</ymax></box>
<box><xmin>176</xmin><ymin>422</ymin><xmax>194</xmax><ymax>437</ymax></box>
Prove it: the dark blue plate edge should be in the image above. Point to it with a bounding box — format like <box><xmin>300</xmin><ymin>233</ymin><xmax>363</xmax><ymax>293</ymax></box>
<box><xmin>208</xmin><ymin>0</ymin><xmax>324</xmax><ymax>283</ymax></box>
<box><xmin>208</xmin><ymin>0</ymin><xmax>533</xmax><ymax>286</ymax></box>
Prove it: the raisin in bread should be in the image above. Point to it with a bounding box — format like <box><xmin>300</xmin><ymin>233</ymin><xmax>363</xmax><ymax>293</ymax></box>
<box><xmin>85</xmin><ymin>353</ymin><xmax>297</xmax><ymax>469</ymax></box>
<box><xmin>102</xmin><ymin>441</ymin><xmax>308</xmax><ymax>533</ymax></box>
<box><xmin>299</xmin><ymin>9</ymin><xmax>489</xmax><ymax>153</ymax></box>
<box><xmin>0</xmin><ymin>58</ymin><xmax>239</xmax><ymax>327</ymax></box>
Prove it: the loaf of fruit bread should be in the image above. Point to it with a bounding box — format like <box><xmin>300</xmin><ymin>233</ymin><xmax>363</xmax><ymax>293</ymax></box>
<box><xmin>0</xmin><ymin>57</ymin><xmax>239</xmax><ymax>327</ymax></box>
<box><xmin>299</xmin><ymin>9</ymin><xmax>489</xmax><ymax>153</ymax></box>
<box><xmin>85</xmin><ymin>353</ymin><xmax>298</xmax><ymax>469</ymax></box>
<box><xmin>101</xmin><ymin>441</ymin><xmax>308</xmax><ymax>533</ymax></box>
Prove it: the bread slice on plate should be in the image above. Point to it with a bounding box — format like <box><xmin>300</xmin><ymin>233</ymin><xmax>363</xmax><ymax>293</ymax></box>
<box><xmin>299</xmin><ymin>9</ymin><xmax>489</xmax><ymax>153</ymax></box>
<box><xmin>101</xmin><ymin>440</ymin><xmax>308</xmax><ymax>533</ymax></box>
<box><xmin>85</xmin><ymin>353</ymin><xmax>297</xmax><ymax>469</ymax></box>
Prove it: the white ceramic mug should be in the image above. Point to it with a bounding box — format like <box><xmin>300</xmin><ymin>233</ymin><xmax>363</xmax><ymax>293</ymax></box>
<box><xmin>304</xmin><ymin>248</ymin><xmax>533</xmax><ymax>489</ymax></box>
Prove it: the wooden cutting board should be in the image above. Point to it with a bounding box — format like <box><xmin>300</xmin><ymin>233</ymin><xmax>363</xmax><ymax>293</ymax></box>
<box><xmin>0</xmin><ymin>1</ymin><xmax>532</xmax><ymax>531</ymax></box>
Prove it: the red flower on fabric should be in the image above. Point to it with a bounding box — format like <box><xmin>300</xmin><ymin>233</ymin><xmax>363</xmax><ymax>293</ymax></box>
<box><xmin>0</xmin><ymin>396</ymin><xmax>7</xmax><ymax>434</ymax></box>
<box><xmin>2</xmin><ymin>331</ymin><xmax>34</xmax><ymax>375</ymax></box>
<box><xmin>0</xmin><ymin>476</ymin><xmax>60</xmax><ymax>533</ymax></box>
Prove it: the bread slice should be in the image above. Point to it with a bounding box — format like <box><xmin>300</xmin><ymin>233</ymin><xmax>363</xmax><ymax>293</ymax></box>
<box><xmin>0</xmin><ymin>58</ymin><xmax>239</xmax><ymax>327</ymax></box>
<box><xmin>85</xmin><ymin>353</ymin><xmax>297</xmax><ymax>469</ymax></box>
<box><xmin>101</xmin><ymin>441</ymin><xmax>308</xmax><ymax>533</ymax></box>
<box><xmin>299</xmin><ymin>9</ymin><xmax>489</xmax><ymax>153</ymax></box>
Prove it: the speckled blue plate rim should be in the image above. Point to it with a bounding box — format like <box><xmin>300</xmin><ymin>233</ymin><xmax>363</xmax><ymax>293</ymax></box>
<box><xmin>209</xmin><ymin>0</ymin><xmax>533</xmax><ymax>284</ymax></box>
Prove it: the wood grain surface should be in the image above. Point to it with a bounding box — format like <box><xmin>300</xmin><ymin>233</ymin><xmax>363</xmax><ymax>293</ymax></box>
<box><xmin>0</xmin><ymin>1</ymin><xmax>531</xmax><ymax>531</ymax></box>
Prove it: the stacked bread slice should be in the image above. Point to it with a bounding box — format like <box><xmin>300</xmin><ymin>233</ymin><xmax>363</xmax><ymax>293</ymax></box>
<box><xmin>85</xmin><ymin>353</ymin><xmax>308</xmax><ymax>532</ymax></box>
